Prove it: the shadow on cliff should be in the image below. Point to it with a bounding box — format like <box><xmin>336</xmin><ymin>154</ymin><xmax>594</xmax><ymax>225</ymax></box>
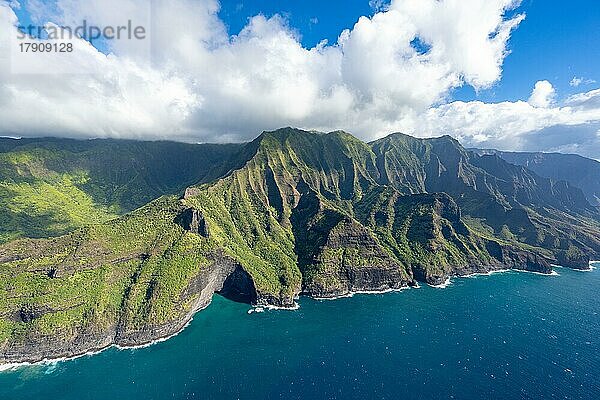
<box><xmin>217</xmin><ymin>266</ymin><xmax>258</xmax><ymax>305</ymax></box>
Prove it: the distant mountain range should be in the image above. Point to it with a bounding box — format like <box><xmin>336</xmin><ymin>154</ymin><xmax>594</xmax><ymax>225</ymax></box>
<box><xmin>472</xmin><ymin>149</ymin><xmax>600</xmax><ymax>207</ymax></box>
<box><xmin>1</xmin><ymin>128</ymin><xmax>599</xmax><ymax>365</ymax></box>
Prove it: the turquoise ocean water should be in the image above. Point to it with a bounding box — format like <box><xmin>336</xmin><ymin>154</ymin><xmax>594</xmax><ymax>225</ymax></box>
<box><xmin>1</xmin><ymin>263</ymin><xmax>599</xmax><ymax>400</ymax></box>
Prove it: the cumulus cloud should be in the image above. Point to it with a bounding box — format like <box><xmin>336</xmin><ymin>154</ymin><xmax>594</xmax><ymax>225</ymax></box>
<box><xmin>369</xmin><ymin>0</ymin><xmax>390</xmax><ymax>12</ymax></box>
<box><xmin>528</xmin><ymin>80</ymin><xmax>555</xmax><ymax>108</ymax></box>
<box><xmin>411</xmin><ymin>84</ymin><xmax>600</xmax><ymax>159</ymax></box>
<box><xmin>0</xmin><ymin>0</ymin><xmax>599</xmax><ymax>158</ymax></box>
<box><xmin>0</xmin><ymin>0</ymin><xmax>525</xmax><ymax>141</ymax></box>
<box><xmin>0</xmin><ymin>2</ymin><xmax>199</xmax><ymax>140</ymax></box>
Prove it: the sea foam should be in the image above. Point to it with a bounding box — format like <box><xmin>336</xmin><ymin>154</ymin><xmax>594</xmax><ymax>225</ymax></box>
<box><xmin>428</xmin><ymin>277</ymin><xmax>452</xmax><ymax>289</ymax></box>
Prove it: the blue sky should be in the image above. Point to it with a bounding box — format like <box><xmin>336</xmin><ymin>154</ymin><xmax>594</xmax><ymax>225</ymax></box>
<box><xmin>12</xmin><ymin>0</ymin><xmax>599</xmax><ymax>103</ymax></box>
<box><xmin>218</xmin><ymin>0</ymin><xmax>599</xmax><ymax>103</ymax></box>
<box><xmin>2</xmin><ymin>0</ymin><xmax>600</xmax><ymax>157</ymax></box>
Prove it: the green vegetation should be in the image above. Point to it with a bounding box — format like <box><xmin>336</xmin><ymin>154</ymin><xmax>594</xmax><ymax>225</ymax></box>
<box><xmin>0</xmin><ymin>159</ymin><xmax>119</xmax><ymax>243</ymax></box>
<box><xmin>0</xmin><ymin>196</ymin><xmax>216</xmax><ymax>346</ymax></box>
<box><xmin>1</xmin><ymin>128</ymin><xmax>599</xmax><ymax>362</ymax></box>
<box><xmin>487</xmin><ymin>150</ymin><xmax>600</xmax><ymax>207</ymax></box>
<box><xmin>0</xmin><ymin>138</ymin><xmax>242</xmax><ymax>243</ymax></box>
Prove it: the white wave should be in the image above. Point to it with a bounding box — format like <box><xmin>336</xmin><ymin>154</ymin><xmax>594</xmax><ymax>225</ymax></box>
<box><xmin>553</xmin><ymin>261</ymin><xmax>599</xmax><ymax>272</ymax></box>
<box><xmin>262</xmin><ymin>303</ymin><xmax>300</xmax><ymax>311</ymax></box>
<box><xmin>0</xmin><ymin>347</ymin><xmax>108</xmax><ymax>373</ymax></box>
<box><xmin>313</xmin><ymin>285</ymin><xmax>413</xmax><ymax>301</ymax></box>
<box><xmin>428</xmin><ymin>277</ymin><xmax>452</xmax><ymax>289</ymax></box>
<box><xmin>463</xmin><ymin>269</ymin><xmax>511</xmax><ymax>278</ymax></box>
<box><xmin>515</xmin><ymin>269</ymin><xmax>560</xmax><ymax>276</ymax></box>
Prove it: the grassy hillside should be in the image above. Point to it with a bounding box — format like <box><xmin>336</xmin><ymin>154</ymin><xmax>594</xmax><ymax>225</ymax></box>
<box><xmin>370</xmin><ymin>133</ymin><xmax>600</xmax><ymax>260</ymax></box>
<box><xmin>0</xmin><ymin>138</ymin><xmax>241</xmax><ymax>243</ymax></box>
<box><xmin>1</xmin><ymin>128</ymin><xmax>599</xmax><ymax>363</ymax></box>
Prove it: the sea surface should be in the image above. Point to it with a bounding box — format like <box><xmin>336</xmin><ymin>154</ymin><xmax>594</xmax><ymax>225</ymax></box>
<box><xmin>1</xmin><ymin>263</ymin><xmax>599</xmax><ymax>400</ymax></box>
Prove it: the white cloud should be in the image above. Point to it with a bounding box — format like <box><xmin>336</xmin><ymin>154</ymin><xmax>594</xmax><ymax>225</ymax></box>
<box><xmin>0</xmin><ymin>2</ymin><xmax>199</xmax><ymax>140</ymax></box>
<box><xmin>528</xmin><ymin>80</ymin><xmax>555</xmax><ymax>108</ymax></box>
<box><xmin>0</xmin><ymin>0</ymin><xmax>526</xmax><ymax>142</ymax></box>
<box><xmin>369</xmin><ymin>0</ymin><xmax>389</xmax><ymax>12</ymax></box>
<box><xmin>0</xmin><ymin>0</ymin><xmax>599</xmax><ymax>158</ymax></box>
<box><xmin>411</xmin><ymin>85</ymin><xmax>600</xmax><ymax>159</ymax></box>
<box><xmin>571</xmin><ymin>77</ymin><xmax>583</xmax><ymax>87</ymax></box>
<box><xmin>570</xmin><ymin>76</ymin><xmax>596</xmax><ymax>87</ymax></box>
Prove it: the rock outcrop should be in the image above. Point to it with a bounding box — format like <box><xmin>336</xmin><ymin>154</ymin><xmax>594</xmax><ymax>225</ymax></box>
<box><xmin>556</xmin><ymin>246</ymin><xmax>591</xmax><ymax>270</ymax></box>
<box><xmin>175</xmin><ymin>208</ymin><xmax>210</xmax><ymax>237</ymax></box>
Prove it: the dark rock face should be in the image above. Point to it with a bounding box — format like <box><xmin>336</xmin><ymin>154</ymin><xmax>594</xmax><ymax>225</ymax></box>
<box><xmin>556</xmin><ymin>248</ymin><xmax>591</xmax><ymax>270</ymax></box>
<box><xmin>18</xmin><ymin>305</ymin><xmax>50</xmax><ymax>323</ymax></box>
<box><xmin>219</xmin><ymin>266</ymin><xmax>258</xmax><ymax>304</ymax></box>
<box><xmin>301</xmin><ymin>217</ymin><xmax>413</xmax><ymax>298</ymax></box>
<box><xmin>291</xmin><ymin>189</ymin><xmax>413</xmax><ymax>298</ymax></box>
<box><xmin>254</xmin><ymin>292</ymin><xmax>298</xmax><ymax>308</ymax></box>
<box><xmin>175</xmin><ymin>208</ymin><xmax>210</xmax><ymax>238</ymax></box>
<box><xmin>1</xmin><ymin>325</ymin><xmax>118</xmax><ymax>366</ymax></box>
<box><xmin>486</xmin><ymin>241</ymin><xmax>552</xmax><ymax>274</ymax></box>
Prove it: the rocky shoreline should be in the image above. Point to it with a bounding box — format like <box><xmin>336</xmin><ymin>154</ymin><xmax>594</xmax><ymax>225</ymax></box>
<box><xmin>0</xmin><ymin>252</ymin><xmax>252</xmax><ymax>366</ymax></box>
<box><xmin>4</xmin><ymin>260</ymin><xmax>596</xmax><ymax>369</ymax></box>
<box><xmin>3</xmin><ymin>129</ymin><xmax>600</xmax><ymax>369</ymax></box>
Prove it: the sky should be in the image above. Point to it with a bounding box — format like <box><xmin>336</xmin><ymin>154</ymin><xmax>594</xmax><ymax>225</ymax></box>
<box><xmin>0</xmin><ymin>0</ymin><xmax>599</xmax><ymax>158</ymax></box>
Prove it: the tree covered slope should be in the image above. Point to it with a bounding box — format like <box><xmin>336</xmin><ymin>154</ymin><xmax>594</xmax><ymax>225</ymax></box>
<box><xmin>0</xmin><ymin>138</ymin><xmax>242</xmax><ymax>243</ymax></box>
<box><xmin>1</xmin><ymin>128</ymin><xmax>599</xmax><ymax>364</ymax></box>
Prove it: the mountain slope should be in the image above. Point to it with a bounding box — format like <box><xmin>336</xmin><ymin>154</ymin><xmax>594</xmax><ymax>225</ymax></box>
<box><xmin>0</xmin><ymin>128</ymin><xmax>598</xmax><ymax>365</ymax></box>
<box><xmin>370</xmin><ymin>133</ymin><xmax>600</xmax><ymax>265</ymax></box>
<box><xmin>0</xmin><ymin>138</ymin><xmax>242</xmax><ymax>243</ymax></box>
<box><xmin>476</xmin><ymin>149</ymin><xmax>600</xmax><ymax>207</ymax></box>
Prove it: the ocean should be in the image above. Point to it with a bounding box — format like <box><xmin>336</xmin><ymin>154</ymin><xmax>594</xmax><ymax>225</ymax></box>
<box><xmin>1</xmin><ymin>263</ymin><xmax>599</xmax><ymax>400</ymax></box>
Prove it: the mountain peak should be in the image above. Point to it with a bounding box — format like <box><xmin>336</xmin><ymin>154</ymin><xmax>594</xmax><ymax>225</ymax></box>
<box><xmin>371</xmin><ymin>131</ymin><xmax>460</xmax><ymax>147</ymax></box>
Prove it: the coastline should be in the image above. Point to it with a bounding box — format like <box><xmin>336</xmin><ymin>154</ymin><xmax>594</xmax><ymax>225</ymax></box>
<box><xmin>428</xmin><ymin>277</ymin><xmax>452</xmax><ymax>289</ymax></box>
<box><xmin>553</xmin><ymin>261</ymin><xmax>598</xmax><ymax>272</ymax></box>
<box><xmin>0</xmin><ymin>296</ymin><xmax>208</xmax><ymax>372</ymax></box>
<box><xmin>0</xmin><ymin>317</ymin><xmax>197</xmax><ymax>373</ymax></box>
<box><xmin>517</xmin><ymin>269</ymin><xmax>560</xmax><ymax>276</ymax></box>
<box><xmin>1</xmin><ymin>263</ymin><xmax>595</xmax><ymax>372</ymax></box>
<box><xmin>312</xmin><ymin>285</ymin><xmax>414</xmax><ymax>301</ymax></box>
<box><xmin>0</xmin><ymin>296</ymin><xmax>302</xmax><ymax>372</ymax></box>
<box><xmin>463</xmin><ymin>269</ymin><xmax>511</xmax><ymax>278</ymax></box>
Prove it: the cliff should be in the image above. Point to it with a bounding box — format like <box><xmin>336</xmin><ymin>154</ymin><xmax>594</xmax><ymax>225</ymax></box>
<box><xmin>1</xmin><ymin>128</ymin><xmax>599</xmax><ymax>365</ymax></box>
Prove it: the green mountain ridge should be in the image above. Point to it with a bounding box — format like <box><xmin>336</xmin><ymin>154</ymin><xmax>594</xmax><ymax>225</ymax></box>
<box><xmin>1</xmin><ymin>128</ymin><xmax>599</xmax><ymax>364</ymax></box>
<box><xmin>473</xmin><ymin>148</ymin><xmax>600</xmax><ymax>207</ymax></box>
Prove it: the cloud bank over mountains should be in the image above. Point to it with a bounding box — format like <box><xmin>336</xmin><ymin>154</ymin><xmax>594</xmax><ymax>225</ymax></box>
<box><xmin>0</xmin><ymin>0</ymin><xmax>599</xmax><ymax>158</ymax></box>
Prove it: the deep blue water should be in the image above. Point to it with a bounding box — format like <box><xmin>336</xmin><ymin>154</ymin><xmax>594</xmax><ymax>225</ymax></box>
<box><xmin>1</xmin><ymin>264</ymin><xmax>599</xmax><ymax>400</ymax></box>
